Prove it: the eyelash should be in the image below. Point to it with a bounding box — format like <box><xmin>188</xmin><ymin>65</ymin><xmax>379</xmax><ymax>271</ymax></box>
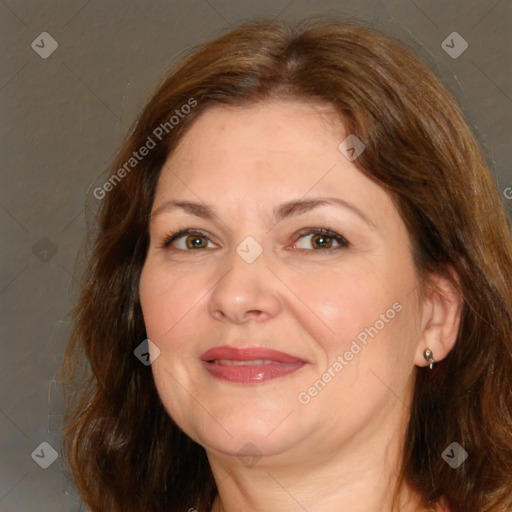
<box><xmin>159</xmin><ymin>227</ymin><xmax>350</xmax><ymax>252</ymax></box>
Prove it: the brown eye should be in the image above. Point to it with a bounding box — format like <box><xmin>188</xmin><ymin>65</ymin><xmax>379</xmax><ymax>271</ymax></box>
<box><xmin>293</xmin><ymin>228</ymin><xmax>349</xmax><ymax>251</ymax></box>
<box><xmin>185</xmin><ymin>234</ymin><xmax>208</xmax><ymax>249</ymax></box>
<box><xmin>161</xmin><ymin>229</ymin><xmax>215</xmax><ymax>250</ymax></box>
<box><xmin>310</xmin><ymin>233</ymin><xmax>334</xmax><ymax>249</ymax></box>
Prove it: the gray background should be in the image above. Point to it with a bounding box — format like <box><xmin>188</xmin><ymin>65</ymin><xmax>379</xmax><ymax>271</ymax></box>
<box><xmin>0</xmin><ymin>1</ymin><xmax>510</xmax><ymax>510</ymax></box>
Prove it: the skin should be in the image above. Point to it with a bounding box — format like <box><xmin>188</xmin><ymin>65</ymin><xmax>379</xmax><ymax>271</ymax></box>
<box><xmin>139</xmin><ymin>100</ymin><xmax>461</xmax><ymax>512</ymax></box>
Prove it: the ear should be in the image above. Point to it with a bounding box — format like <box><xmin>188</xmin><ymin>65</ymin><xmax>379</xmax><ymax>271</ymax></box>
<box><xmin>414</xmin><ymin>267</ymin><xmax>463</xmax><ymax>368</ymax></box>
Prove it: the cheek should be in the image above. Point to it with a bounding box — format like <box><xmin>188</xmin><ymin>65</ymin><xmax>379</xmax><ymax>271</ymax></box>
<box><xmin>139</xmin><ymin>263</ymin><xmax>205</xmax><ymax>430</ymax></box>
<box><xmin>283</xmin><ymin>258</ymin><xmax>418</xmax><ymax>384</ymax></box>
<box><xmin>139</xmin><ymin>263</ymin><xmax>203</xmax><ymax>346</ymax></box>
<box><xmin>285</xmin><ymin>267</ymin><xmax>397</xmax><ymax>350</ymax></box>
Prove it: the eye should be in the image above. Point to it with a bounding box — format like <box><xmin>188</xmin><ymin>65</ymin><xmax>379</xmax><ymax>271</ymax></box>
<box><xmin>159</xmin><ymin>227</ymin><xmax>349</xmax><ymax>252</ymax></box>
<box><xmin>292</xmin><ymin>228</ymin><xmax>349</xmax><ymax>251</ymax></box>
<box><xmin>160</xmin><ymin>229</ymin><xmax>215</xmax><ymax>250</ymax></box>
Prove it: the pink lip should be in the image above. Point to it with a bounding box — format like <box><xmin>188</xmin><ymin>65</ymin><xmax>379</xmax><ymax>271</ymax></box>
<box><xmin>200</xmin><ymin>346</ymin><xmax>306</xmax><ymax>384</ymax></box>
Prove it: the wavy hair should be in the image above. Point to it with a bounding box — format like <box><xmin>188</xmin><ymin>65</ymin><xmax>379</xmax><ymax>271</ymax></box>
<box><xmin>60</xmin><ymin>17</ymin><xmax>512</xmax><ymax>512</ymax></box>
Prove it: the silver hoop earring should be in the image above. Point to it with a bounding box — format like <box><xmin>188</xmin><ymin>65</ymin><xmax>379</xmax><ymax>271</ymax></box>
<box><xmin>423</xmin><ymin>348</ymin><xmax>436</xmax><ymax>370</ymax></box>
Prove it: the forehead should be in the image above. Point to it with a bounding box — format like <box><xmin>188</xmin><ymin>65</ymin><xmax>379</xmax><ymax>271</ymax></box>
<box><xmin>172</xmin><ymin>100</ymin><xmax>342</xmax><ymax>161</ymax></box>
<box><xmin>153</xmin><ymin>100</ymin><xmax>390</xmax><ymax>222</ymax></box>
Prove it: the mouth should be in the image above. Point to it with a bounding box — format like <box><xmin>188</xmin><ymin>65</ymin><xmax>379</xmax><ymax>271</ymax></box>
<box><xmin>200</xmin><ymin>346</ymin><xmax>307</xmax><ymax>384</ymax></box>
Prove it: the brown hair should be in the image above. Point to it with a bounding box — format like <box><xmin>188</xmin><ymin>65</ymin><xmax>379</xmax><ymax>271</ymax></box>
<box><xmin>60</xmin><ymin>17</ymin><xmax>512</xmax><ymax>512</ymax></box>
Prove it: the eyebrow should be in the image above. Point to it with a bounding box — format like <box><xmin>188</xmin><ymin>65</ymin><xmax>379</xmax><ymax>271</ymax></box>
<box><xmin>151</xmin><ymin>197</ymin><xmax>375</xmax><ymax>228</ymax></box>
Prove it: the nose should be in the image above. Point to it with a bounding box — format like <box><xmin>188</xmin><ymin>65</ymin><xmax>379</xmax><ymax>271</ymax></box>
<box><xmin>208</xmin><ymin>245</ymin><xmax>282</xmax><ymax>324</ymax></box>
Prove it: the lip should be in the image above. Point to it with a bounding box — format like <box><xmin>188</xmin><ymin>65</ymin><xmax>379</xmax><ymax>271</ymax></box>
<box><xmin>200</xmin><ymin>345</ymin><xmax>307</xmax><ymax>384</ymax></box>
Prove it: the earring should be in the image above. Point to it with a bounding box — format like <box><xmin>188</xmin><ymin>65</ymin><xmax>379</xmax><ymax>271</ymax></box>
<box><xmin>423</xmin><ymin>348</ymin><xmax>435</xmax><ymax>370</ymax></box>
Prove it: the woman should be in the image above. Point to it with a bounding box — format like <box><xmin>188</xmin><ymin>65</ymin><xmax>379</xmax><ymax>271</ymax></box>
<box><xmin>60</xmin><ymin>17</ymin><xmax>512</xmax><ymax>512</ymax></box>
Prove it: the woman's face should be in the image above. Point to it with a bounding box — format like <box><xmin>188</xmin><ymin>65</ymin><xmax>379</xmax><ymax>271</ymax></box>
<box><xmin>139</xmin><ymin>100</ymin><xmax>425</xmax><ymax>465</ymax></box>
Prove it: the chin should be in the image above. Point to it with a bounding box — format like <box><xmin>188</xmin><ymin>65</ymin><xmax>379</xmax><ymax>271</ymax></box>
<box><xmin>198</xmin><ymin>426</ymin><xmax>301</xmax><ymax>463</ymax></box>
<box><xmin>181</xmin><ymin>404</ymin><xmax>310</xmax><ymax>463</ymax></box>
